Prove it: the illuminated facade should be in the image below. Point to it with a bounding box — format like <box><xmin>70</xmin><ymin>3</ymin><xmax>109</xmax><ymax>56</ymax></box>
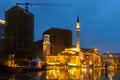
<box><xmin>46</xmin><ymin>47</ymin><xmax>101</xmax><ymax>67</ymax></box>
<box><xmin>45</xmin><ymin>17</ymin><xmax>102</xmax><ymax>67</ymax></box>
<box><xmin>102</xmin><ymin>53</ymin><xmax>120</xmax><ymax>69</ymax></box>
<box><xmin>81</xmin><ymin>48</ymin><xmax>102</xmax><ymax>67</ymax></box>
<box><xmin>5</xmin><ymin>5</ymin><xmax>34</xmax><ymax>59</ymax></box>
<box><xmin>60</xmin><ymin>48</ymin><xmax>81</xmax><ymax>66</ymax></box>
<box><xmin>46</xmin><ymin>48</ymin><xmax>81</xmax><ymax>66</ymax></box>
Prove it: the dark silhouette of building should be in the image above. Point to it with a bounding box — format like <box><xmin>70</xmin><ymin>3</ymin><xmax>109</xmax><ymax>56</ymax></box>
<box><xmin>34</xmin><ymin>40</ymin><xmax>43</xmax><ymax>59</ymax></box>
<box><xmin>43</xmin><ymin>28</ymin><xmax>72</xmax><ymax>55</ymax></box>
<box><xmin>4</xmin><ymin>5</ymin><xmax>34</xmax><ymax>59</ymax></box>
<box><xmin>0</xmin><ymin>23</ymin><xmax>5</xmax><ymax>50</ymax></box>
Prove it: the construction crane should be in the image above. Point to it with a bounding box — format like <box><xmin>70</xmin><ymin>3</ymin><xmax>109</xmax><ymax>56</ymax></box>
<box><xmin>16</xmin><ymin>2</ymin><xmax>36</xmax><ymax>13</ymax></box>
<box><xmin>16</xmin><ymin>2</ymin><xmax>70</xmax><ymax>31</ymax></box>
<box><xmin>16</xmin><ymin>2</ymin><xmax>70</xmax><ymax>13</ymax></box>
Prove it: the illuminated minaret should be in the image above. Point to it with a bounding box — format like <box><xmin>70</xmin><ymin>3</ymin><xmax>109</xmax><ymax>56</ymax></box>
<box><xmin>76</xmin><ymin>16</ymin><xmax>80</xmax><ymax>50</ymax></box>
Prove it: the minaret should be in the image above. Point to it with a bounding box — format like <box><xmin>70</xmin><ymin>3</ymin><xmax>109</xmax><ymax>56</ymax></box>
<box><xmin>76</xmin><ymin>16</ymin><xmax>80</xmax><ymax>50</ymax></box>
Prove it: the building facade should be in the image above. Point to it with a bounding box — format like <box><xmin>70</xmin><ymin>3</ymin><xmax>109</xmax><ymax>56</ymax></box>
<box><xmin>81</xmin><ymin>48</ymin><xmax>101</xmax><ymax>67</ymax></box>
<box><xmin>34</xmin><ymin>40</ymin><xmax>43</xmax><ymax>59</ymax></box>
<box><xmin>5</xmin><ymin>5</ymin><xmax>34</xmax><ymax>59</ymax></box>
<box><xmin>0</xmin><ymin>22</ymin><xmax>5</xmax><ymax>50</ymax></box>
<box><xmin>102</xmin><ymin>53</ymin><xmax>120</xmax><ymax>69</ymax></box>
<box><xmin>43</xmin><ymin>28</ymin><xmax>72</xmax><ymax>55</ymax></box>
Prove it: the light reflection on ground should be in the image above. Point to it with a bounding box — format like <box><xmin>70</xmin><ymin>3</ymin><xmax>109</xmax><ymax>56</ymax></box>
<box><xmin>1</xmin><ymin>66</ymin><xmax>120</xmax><ymax>80</ymax></box>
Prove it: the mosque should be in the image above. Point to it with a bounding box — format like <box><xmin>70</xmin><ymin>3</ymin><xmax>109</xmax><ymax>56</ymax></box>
<box><xmin>43</xmin><ymin>17</ymin><xmax>101</xmax><ymax>67</ymax></box>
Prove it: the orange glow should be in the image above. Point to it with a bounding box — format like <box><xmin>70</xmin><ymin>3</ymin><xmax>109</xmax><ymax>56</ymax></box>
<box><xmin>68</xmin><ymin>63</ymin><xmax>77</xmax><ymax>66</ymax></box>
<box><xmin>81</xmin><ymin>68</ymin><xmax>87</xmax><ymax>72</ymax></box>
<box><xmin>94</xmin><ymin>48</ymin><xmax>98</xmax><ymax>51</ymax></box>
<box><xmin>0</xmin><ymin>19</ymin><xmax>5</xmax><ymax>24</ymax></box>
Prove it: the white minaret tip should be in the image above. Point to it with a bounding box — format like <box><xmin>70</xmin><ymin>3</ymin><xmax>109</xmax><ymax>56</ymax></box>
<box><xmin>76</xmin><ymin>16</ymin><xmax>80</xmax><ymax>29</ymax></box>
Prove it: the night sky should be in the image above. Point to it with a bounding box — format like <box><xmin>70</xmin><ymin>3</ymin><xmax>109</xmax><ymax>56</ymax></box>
<box><xmin>1</xmin><ymin>0</ymin><xmax>120</xmax><ymax>53</ymax></box>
